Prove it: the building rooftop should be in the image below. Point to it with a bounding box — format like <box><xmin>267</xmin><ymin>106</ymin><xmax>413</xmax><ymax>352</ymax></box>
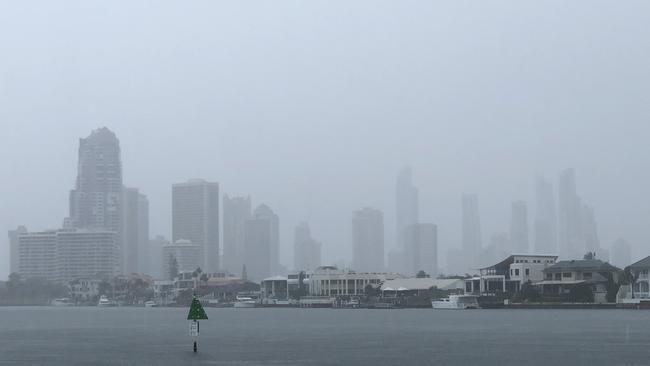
<box><xmin>381</xmin><ymin>278</ymin><xmax>464</xmax><ymax>291</ymax></box>
<box><xmin>478</xmin><ymin>254</ymin><xmax>558</xmax><ymax>271</ymax></box>
<box><xmin>543</xmin><ymin>259</ymin><xmax>620</xmax><ymax>273</ymax></box>
<box><xmin>629</xmin><ymin>256</ymin><xmax>650</xmax><ymax>270</ymax></box>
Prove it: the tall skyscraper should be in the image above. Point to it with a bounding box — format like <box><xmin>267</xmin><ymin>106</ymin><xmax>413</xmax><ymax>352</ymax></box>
<box><xmin>610</xmin><ymin>238</ymin><xmax>632</xmax><ymax>268</ymax></box>
<box><xmin>403</xmin><ymin>223</ymin><xmax>438</xmax><ymax>277</ymax></box>
<box><xmin>222</xmin><ymin>195</ymin><xmax>252</xmax><ymax>274</ymax></box>
<box><xmin>582</xmin><ymin>204</ymin><xmax>600</xmax><ymax>253</ymax></box>
<box><xmin>254</xmin><ymin>204</ymin><xmax>280</xmax><ymax>274</ymax></box>
<box><xmin>294</xmin><ymin>222</ymin><xmax>322</xmax><ymax>271</ymax></box>
<box><xmin>8</xmin><ymin>225</ymin><xmax>27</xmax><ymax>274</ymax></box>
<box><xmin>121</xmin><ymin>187</ymin><xmax>149</xmax><ymax>274</ymax></box>
<box><xmin>558</xmin><ymin>168</ymin><xmax>583</xmax><ymax>259</ymax></box>
<box><xmin>172</xmin><ymin>179</ymin><xmax>220</xmax><ymax>272</ymax></box>
<box><xmin>243</xmin><ymin>204</ymin><xmax>279</xmax><ymax>281</ymax></box>
<box><xmin>352</xmin><ymin>207</ymin><xmax>384</xmax><ymax>272</ymax></box>
<box><xmin>461</xmin><ymin>194</ymin><xmax>481</xmax><ymax>269</ymax></box>
<box><xmin>534</xmin><ymin>176</ymin><xmax>557</xmax><ymax>254</ymax></box>
<box><xmin>69</xmin><ymin>127</ymin><xmax>122</xmax><ymax>233</ymax></box>
<box><xmin>396</xmin><ymin>166</ymin><xmax>419</xmax><ymax>247</ymax></box>
<box><xmin>509</xmin><ymin>201</ymin><xmax>529</xmax><ymax>253</ymax></box>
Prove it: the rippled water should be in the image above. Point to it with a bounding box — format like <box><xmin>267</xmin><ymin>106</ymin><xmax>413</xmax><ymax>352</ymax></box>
<box><xmin>0</xmin><ymin>307</ymin><xmax>648</xmax><ymax>365</ymax></box>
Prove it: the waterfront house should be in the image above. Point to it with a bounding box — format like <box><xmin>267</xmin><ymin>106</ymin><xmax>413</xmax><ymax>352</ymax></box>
<box><xmin>535</xmin><ymin>259</ymin><xmax>620</xmax><ymax>303</ymax></box>
<box><xmin>465</xmin><ymin>254</ymin><xmax>558</xmax><ymax>296</ymax></box>
<box><xmin>627</xmin><ymin>256</ymin><xmax>650</xmax><ymax>299</ymax></box>
<box><xmin>308</xmin><ymin>266</ymin><xmax>403</xmax><ymax>297</ymax></box>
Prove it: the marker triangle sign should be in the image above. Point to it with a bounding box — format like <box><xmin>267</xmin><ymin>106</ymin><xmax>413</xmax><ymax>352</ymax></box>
<box><xmin>187</xmin><ymin>296</ymin><xmax>208</xmax><ymax>320</ymax></box>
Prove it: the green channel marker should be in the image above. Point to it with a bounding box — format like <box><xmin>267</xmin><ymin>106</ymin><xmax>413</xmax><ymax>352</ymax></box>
<box><xmin>187</xmin><ymin>295</ymin><xmax>208</xmax><ymax>353</ymax></box>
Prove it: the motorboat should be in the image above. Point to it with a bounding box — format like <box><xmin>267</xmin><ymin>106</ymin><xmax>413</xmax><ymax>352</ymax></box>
<box><xmin>234</xmin><ymin>296</ymin><xmax>257</xmax><ymax>308</ymax></box>
<box><xmin>144</xmin><ymin>300</ymin><xmax>158</xmax><ymax>307</ymax></box>
<box><xmin>97</xmin><ymin>295</ymin><xmax>117</xmax><ymax>307</ymax></box>
<box><xmin>51</xmin><ymin>298</ymin><xmax>74</xmax><ymax>307</ymax></box>
<box><xmin>432</xmin><ymin>295</ymin><xmax>479</xmax><ymax>309</ymax></box>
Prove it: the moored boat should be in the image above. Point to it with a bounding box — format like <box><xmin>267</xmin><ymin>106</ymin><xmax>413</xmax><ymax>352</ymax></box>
<box><xmin>432</xmin><ymin>295</ymin><xmax>479</xmax><ymax>309</ymax></box>
<box><xmin>98</xmin><ymin>295</ymin><xmax>117</xmax><ymax>307</ymax></box>
<box><xmin>234</xmin><ymin>296</ymin><xmax>257</xmax><ymax>308</ymax></box>
<box><xmin>51</xmin><ymin>298</ymin><xmax>74</xmax><ymax>307</ymax></box>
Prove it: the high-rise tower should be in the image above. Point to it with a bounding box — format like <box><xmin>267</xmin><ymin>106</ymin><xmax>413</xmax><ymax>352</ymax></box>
<box><xmin>352</xmin><ymin>207</ymin><xmax>384</xmax><ymax>272</ymax></box>
<box><xmin>396</xmin><ymin>166</ymin><xmax>419</xmax><ymax>247</ymax></box>
<box><xmin>172</xmin><ymin>179</ymin><xmax>220</xmax><ymax>272</ymax></box>
<box><xmin>69</xmin><ymin>127</ymin><xmax>122</xmax><ymax>233</ymax></box>
<box><xmin>222</xmin><ymin>195</ymin><xmax>252</xmax><ymax>274</ymax></box>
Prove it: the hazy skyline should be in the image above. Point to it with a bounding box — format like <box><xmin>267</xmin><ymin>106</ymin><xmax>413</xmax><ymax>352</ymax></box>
<box><xmin>2</xmin><ymin>1</ymin><xmax>650</xmax><ymax>279</ymax></box>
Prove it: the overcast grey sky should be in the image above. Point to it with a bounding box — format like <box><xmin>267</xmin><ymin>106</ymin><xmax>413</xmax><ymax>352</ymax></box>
<box><xmin>1</xmin><ymin>1</ymin><xmax>650</xmax><ymax>279</ymax></box>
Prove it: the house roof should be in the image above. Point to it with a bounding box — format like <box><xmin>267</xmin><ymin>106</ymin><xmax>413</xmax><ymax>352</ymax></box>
<box><xmin>380</xmin><ymin>278</ymin><xmax>464</xmax><ymax>291</ymax></box>
<box><xmin>478</xmin><ymin>254</ymin><xmax>559</xmax><ymax>270</ymax></box>
<box><xmin>629</xmin><ymin>256</ymin><xmax>650</xmax><ymax>270</ymax></box>
<box><xmin>543</xmin><ymin>259</ymin><xmax>620</xmax><ymax>273</ymax></box>
<box><xmin>534</xmin><ymin>280</ymin><xmax>586</xmax><ymax>286</ymax></box>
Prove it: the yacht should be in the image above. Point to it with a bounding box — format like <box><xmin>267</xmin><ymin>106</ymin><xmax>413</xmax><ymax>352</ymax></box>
<box><xmin>432</xmin><ymin>295</ymin><xmax>479</xmax><ymax>309</ymax></box>
<box><xmin>144</xmin><ymin>300</ymin><xmax>158</xmax><ymax>308</ymax></box>
<box><xmin>234</xmin><ymin>296</ymin><xmax>257</xmax><ymax>308</ymax></box>
<box><xmin>97</xmin><ymin>295</ymin><xmax>117</xmax><ymax>307</ymax></box>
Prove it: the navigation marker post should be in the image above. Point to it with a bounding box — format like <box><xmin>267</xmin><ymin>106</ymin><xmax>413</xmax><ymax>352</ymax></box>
<box><xmin>187</xmin><ymin>295</ymin><xmax>208</xmax><ymax>353</ymax></box>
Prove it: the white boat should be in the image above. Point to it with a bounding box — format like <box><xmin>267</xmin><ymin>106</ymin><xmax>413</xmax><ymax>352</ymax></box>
<box><xmin>432</xmin><ymin>295</ymin><xmax>479</xmax><ymax>309</ymax></box>
<box><xmin>144</xmin><ymin>301</ymin><xmax>158</xmax><ymax>307</ymax></box>
<box><xmin>234</xmin><ymin>296</ymin><xmax>257</xmax><ymax>308</ymax></box>
<box><xmin>51</xmin><ymin>298</ymin><xmax>74</xmax><ymax>307</ymax></box>
<box><xmin>98</xmin><ymin>295</ymin><xmax>117</xmax><ymax>307</ymax></box>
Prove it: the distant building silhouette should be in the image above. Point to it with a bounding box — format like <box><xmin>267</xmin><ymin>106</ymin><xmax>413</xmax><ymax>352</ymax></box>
<box><xmin>293</xmin><ymin>222</ymin><xmax>322</xmax><ymax>271</ymax></box>
<box><xmin>610</xmin><ymin>238</ymin><xmax>632</xmax><ymax>268</ymax></box>
<box><xmin>148</xmin><ymin>235</ymin><xmax>169</xmax><ymax>279</ymax></box>
<box><xmin>534</xmin><ymin>176</ymin><xmax>557</xmax><ymax>254</ymax></box>
<box><xmin>243</xmin><ymin>204</ymin><xmax>279</xmax><ymax>281</ymax></box>
<box><xmin>509</xmin><ymin>201</ymin><xmax>529</xmax><ymax>253</ymax></box>
<box><xmin>558</xmin><ymin>168</ymin><xmax>583</xmax><ymax>259</ymax></box>
<box><xmin>121</xmin><ymin>187</ymin><xmax>149</xmax><ymax>274</ymax></box>
<box><xmin>172</xmin><ymin>179</ymin><xmax>220</xmax><ymax>272</ymax></box>
<box><xmin>162</xmin><ymin>239</ymin><xmax>201</xmax><ymax>279</ymax></box>
<box><xmin>8</xmin><ymin>225</ymin><xmax>27</xmax><ymax>274</ymax></box>
<box><xmin>461</xmin><ymin>194</ymin><xmax>482</xmax><ymax>270</ymax></box>
<box><xmin>222</xmin><ymin>195</ymin><xmax>252</xmax><ymax>274</ymax></box>
<box><xmin>558</xmin><ymin>168</ymin><xmax>606</xmax><ymax>259</ymax></box>
<box><xmin>403</xmin><ymin>223</ymin><xmax>437</xmax><ymax>277</ymax></box>
<box><xmin>352</xmin><ymin>207</ymin><xmax>384</xmax><ymax>272</ymax></box>
<box><xmin>396</xmin><ymin>166</ymin><xmax>419</xmax><ymax>248</ymax></box>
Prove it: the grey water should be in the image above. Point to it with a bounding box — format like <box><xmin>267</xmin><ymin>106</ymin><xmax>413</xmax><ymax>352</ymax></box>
<box><xmin>0</xmin><ymin>307</ymin><xmax>648</xmax><ymax>366</ymax></box>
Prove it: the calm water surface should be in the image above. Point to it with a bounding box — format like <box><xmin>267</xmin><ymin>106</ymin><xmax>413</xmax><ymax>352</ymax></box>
<box><xmin>0</xmin><ymin>307</ymin><xmax>649</xmax><ymax>365</ymax></box>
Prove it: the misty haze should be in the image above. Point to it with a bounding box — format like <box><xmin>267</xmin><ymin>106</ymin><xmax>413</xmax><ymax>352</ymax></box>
<box><xmin>1</xmin><ymin>1</ymin><xmax>650</xmax><ymax>366</ymax></box>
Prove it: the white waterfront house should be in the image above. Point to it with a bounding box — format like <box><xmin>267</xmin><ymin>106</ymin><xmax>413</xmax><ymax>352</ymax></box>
<box><xmin>629</xmin><ymin>257</ymin><xmax>650</xmax><ymax>299</ymax></box>
<box><xmin>465</xmin><ymin>254</ymin><xmax>558</xmax><ymax>295</ymax></box>
<box><xmin>308</xmin><ymin>266</ymin><xmax>402</xmax><ymax>297</ymax></box>
<box><xmin>617</xmin><ymin>256</ymin><xmax>650</xmax><ymax>304</ymax></box>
